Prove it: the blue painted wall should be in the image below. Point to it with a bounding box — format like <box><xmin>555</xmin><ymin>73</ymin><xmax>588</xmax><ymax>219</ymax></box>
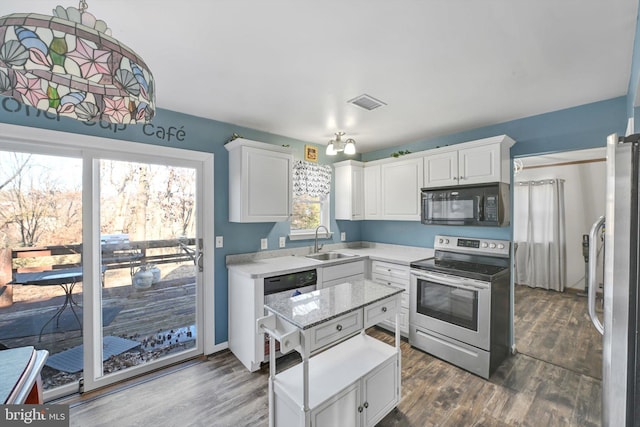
<box><xmin>0</xmin><ymin>94</ymin><xmax>627</xmax><ymax>345</ymax></box>
<box><xmin>0</xmin><ymin>102</ymin><xmax>360</xmax><ymax>345</ymax></box>
<box><xmin>359</xmin><ymin>96</ymin><xmax>626</xmax><ymax>247</ymax></box>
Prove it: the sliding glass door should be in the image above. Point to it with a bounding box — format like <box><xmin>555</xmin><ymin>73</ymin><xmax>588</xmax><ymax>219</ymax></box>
<box><xmin>0</xmin><ymin>123</ymin><xmax>214</xmax><ymax>400</ymax></box>
<box><xmin>0</xmin><ymin>149</ymin><xmax>85</xmax><ymax>396</ymax></box>
<box><xmin>97</xmin><ymin>159</ymin><xmax>199</xmax><ymax>379</ymax></box>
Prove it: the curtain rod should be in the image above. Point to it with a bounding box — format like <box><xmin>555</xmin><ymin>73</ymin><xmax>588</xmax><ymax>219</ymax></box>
<box><xmin>520</xmin><ymin>157</ymin><xmax>605</xmax><ymax>170</ymax></box>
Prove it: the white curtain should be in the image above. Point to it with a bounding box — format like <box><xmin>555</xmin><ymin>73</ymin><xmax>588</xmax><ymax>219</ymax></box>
<box><xmin>514</xmin><ymin>179</ymin><xmax>567</xmax><ymax>291</ymax></box>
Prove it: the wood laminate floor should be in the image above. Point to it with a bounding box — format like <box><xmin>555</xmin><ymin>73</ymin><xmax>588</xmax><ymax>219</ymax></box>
<box><xmin>65</xmin><ymin>285</ymin><xmax>601</xmax><ymax>427</ymax></box>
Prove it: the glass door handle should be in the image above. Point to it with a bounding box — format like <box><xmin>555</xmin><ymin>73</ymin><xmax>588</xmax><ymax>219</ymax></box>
<box><xmin>197</xmin><ymin>238</ymin><xmax>204</xmax><ymax>273</ymax></box>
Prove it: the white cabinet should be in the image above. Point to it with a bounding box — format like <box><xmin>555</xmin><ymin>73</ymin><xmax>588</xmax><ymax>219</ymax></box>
<box><xmin>311</xmin><ymin>356</ymin><xmax>398</xmax><ymax>427</ymax></box>
<box><xmin>363</xmin><ymin>157</ymin><xmax>422</xmax><ymax>221</ymax></box>
<box><xmin>361</xmin><ymin>357</ymin><xmax>399</xmax><ymax>426</ymax></box>
<box><xmin>228</xmin><ymin>270</ymin><xmax>265</xmax><ymax>372</ymax></box>
<box><xmin>423</xmin><ymin>149</ymin><xmax>458</xmax><ymax>187</ymax></box>
<box><xmin>334</xmin><ymin>161</ymin><xmax>364</xmax><ymax>221</ymax></box>
<box><xmin>458</xmin><ymin>142</ymin><xmax>501</xmax><ymax>184</ymax></box>
<box><xmin>312</xmin><ymin>383</ymin><xmax>360</xmax><ymax>427</ymax></box>
<box><xmin>260</xmin><ymin>283</ymin><xmax>402</xmax><ymax>427</ymax></box>
<box><xmin>359</xmin><ymin>135</ymin><xmax>514</xmax><ymax>220</ymax></box>
<box><xmin>423</xmin><ymin>135</ymin><xmax>515</xmax><ymax>187</ymax></box>
<box><xmin>226</xmin><ymin>138</ymin><xmax>292</xmax><ymax>222</ymax></box>
<box><xmin>370</xmin><ymin>260</ymin><xmax>410</xmax><ymax>337</ymax></box>
<box><xmin>363</xmin><ymin>164</ymin><xmax>382</xmax><ymax>220</ymax></box>
<box><xmin>319</xmin><ymin>259</ymin><xmax>366</xmax><ymax>289</ymax></box>
<box><xmin>381</xmin><ymin>157</ymin><xmax>423</xmax><ymax>220</ymax></box>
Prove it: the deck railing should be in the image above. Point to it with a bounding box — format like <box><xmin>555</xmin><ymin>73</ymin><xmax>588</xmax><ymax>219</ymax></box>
<box><xmin>2</xmin><ymin>237</ymin><xmax>196</xmax><ymax>286</ymax></box>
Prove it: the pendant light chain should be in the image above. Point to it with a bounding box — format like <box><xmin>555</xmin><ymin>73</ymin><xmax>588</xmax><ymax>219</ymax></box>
<box><xmin>78</xmin><ymin>0</ymin><xmax>88</xmax><ymax>13</ymax></box>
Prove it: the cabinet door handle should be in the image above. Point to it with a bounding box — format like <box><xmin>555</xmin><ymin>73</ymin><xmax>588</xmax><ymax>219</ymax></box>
<box><xmin>381</xmin><ymin>306</ymin><xmax>387</xmax><ymax>312</ymax></box>
<box><xmin>336</xmin><ymin>324</ymin><xmax>343</xmax><ymax>331</ymax></box>
<box><xmin>358</xmin><ymin>406</ymin><xmax>363</xmax><ymax>413</ymax></box>
<box><xmin>453</xmin><ymin>177</ymin><xmax>458</xmax><ymax>180</ymax></box>
<box><xmin>364</xmin><ymin>402</ymin><xmax>369</xmax><ymax>409</ymax></box>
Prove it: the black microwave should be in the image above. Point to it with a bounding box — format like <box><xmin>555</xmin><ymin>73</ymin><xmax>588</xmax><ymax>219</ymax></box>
<box><xmin>420</xmin><ymin>182</ymin><xmax>510</xmax><ymax>226</ymax></box>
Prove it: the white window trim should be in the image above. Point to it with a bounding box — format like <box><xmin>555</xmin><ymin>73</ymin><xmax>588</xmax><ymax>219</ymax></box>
<box><xmin>289</xmin><ymin>230</ymin><xmax>333</xmax><ymax>241</ymax></box>
<box><xmin>0</xmin><ymin>122</ymin><xmax>215</xmax><ymax>397</ymax></box>
<box><xmin>288</xmin><ymin>193</ymin><xmax>331</xmax><ymax>241</ymax></box>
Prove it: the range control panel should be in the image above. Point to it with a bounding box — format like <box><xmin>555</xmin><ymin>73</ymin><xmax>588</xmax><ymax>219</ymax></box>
<box><xmin>434</xmin><ymin>235</ymin><xmax>510</xmax><ymax>257</ymax></box>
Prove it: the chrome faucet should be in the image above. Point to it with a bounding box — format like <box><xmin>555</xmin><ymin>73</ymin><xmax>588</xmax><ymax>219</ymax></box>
<box><xmin>313</xmin><ymin>225</ymin><xmax>329</xmax><ymax>253</ymax></box>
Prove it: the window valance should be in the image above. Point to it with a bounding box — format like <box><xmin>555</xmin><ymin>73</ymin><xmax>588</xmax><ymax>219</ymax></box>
<box><xmin>292</xmin><ymin>160</ymin><xmax>331</xmax><ymax>197</ymax></box>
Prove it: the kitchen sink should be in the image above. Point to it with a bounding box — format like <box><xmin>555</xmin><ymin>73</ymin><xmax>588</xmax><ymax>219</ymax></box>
<box><xmin>305</xmin><ymin>252</ymin><xmax>357</xmax><ymax>261</ymax></box>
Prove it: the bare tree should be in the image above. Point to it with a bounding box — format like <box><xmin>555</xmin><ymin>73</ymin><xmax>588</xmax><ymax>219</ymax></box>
<box><xmin>0</xmin><ymin>153</ymin><xmax>83</xmax><ymax>247</ymax></box>
<box><xmin>0</xmin><ymin>153</ymin><xmax>31</xmax><ymax>191</ymax></box>
<box><xmin>100</xmin><ymin>160</ymin><xmax>137</xmax><ymax>235</ymax></box>
<box><xmin>3</xmin><ymin>164</ymin><xmax>64</xmax><ymax>246</ymax></box>
<box><xmin>158</xmin><ymin>167</ymin><xmax>195</xmax><ymax>237</ymax></box>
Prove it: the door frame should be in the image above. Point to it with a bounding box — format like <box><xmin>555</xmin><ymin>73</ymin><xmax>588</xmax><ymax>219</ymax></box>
<box><xmin>0</xmin><ymin>122</ymin><xmax>215</xmax><ymax>398</ymax></box>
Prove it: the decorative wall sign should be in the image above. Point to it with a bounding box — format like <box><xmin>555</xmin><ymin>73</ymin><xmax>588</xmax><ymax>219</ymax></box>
<box><xmin>304</xmin><ymin>144</ymin><xmax>318</xmax><ymax>162</ymax></box>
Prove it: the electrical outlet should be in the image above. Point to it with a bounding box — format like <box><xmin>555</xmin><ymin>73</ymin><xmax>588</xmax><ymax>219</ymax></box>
<box><xmin>279</xmin><ymin>236</ymin><xmax>286</xmax><ymax>248</ymax></box>
<box><xmin>340</xmin><ymin>232</ymin><xmax>346</xmax><ymax>242</ymax></box>
<box><xmin>261</xmin><ymin>238</ymin><xmax>268</xmax><ymax>250</ymax></box>
<box><xmin>215</xmin><ymin>236</ymin><xmax>223</xmax><ymax>248</ymax></box>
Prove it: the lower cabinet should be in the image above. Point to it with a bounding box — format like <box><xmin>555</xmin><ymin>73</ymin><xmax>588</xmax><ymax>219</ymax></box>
<box><xmin>312</xmin><ymin>383</ymin><xmax>360</xmax><ymax>427</ymax></box>
<box><xmin>273</xmin><ymin>336</ymin><xmax>399</xmax><ymax>427</ymax></box>
<box><xmin>361</xmin><ymin>356</ymin><xmax>399</xmax><ymax>426</ymax></box>
<box><xmin>370</xmin><ymin>260</ymin><xmax>410</xmax><ymax>337</ymax></box>
<box><xmin>319</xmin><ymin>260</ymin><xmax>365</xmax><ymax>288</ymax></box>
<box><xmin>312</xmin><ymin>356</ymin><xmax>398</xmax><ymax>427</ymax></box>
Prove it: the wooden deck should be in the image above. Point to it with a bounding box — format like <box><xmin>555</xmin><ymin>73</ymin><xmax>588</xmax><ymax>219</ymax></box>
<box><xmin>0</xmin><ymin>273</ymin><xmax>196</xmax><ymax>389</ymax></box>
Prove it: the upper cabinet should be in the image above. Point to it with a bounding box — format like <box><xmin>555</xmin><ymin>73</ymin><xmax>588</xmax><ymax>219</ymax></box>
<box><xmin>334</xmin><ymin>160</ymin><xmax>364</xmax><ymax>221</ymax></box>
<box><xmin>361</xmin><ymin>158</ymin><xmax>423</xmax><ymax>222</ymax></box>
<box><xmin>226</xmin><ymin>138</ymin><xmax>293</xmax><ymax>223</ymax></box>
<box><xmin>423</xmin><ymin>135</ymin><xmax>515</xmax><ymax>187</ymax></box>
<box><xmin>380</xmin><ymin>157</ymin><xmax>423</xmax><ymax>221</ymax></box>
<box><xmin>363</xmin><ymin>164</ymin><xmax>382</xmax><ymax>220</ymax></box>
<box><xmin>333</xmin><ymin>134</ymin><xmax>515</xmax><ymax>221</ymax></box>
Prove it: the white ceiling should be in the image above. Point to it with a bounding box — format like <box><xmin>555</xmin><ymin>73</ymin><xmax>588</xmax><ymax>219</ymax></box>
<box><xmin>1</xmin><ymin>1</ymin><xmax>638</xmax><ymax>153</ymax></box>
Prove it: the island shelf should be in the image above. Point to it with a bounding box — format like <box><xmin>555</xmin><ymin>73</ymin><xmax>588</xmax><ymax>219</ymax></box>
<box><xmin>258</xmin><ymin>280</ymin><xmax>403</xmax><ymax>427</ymax></box>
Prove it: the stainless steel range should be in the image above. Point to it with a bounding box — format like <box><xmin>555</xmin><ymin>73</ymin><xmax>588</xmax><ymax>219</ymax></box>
<box><xmin>409</xmin><ymin>235</ymin><xmax>511</xmax><ymax>379</ymax></box>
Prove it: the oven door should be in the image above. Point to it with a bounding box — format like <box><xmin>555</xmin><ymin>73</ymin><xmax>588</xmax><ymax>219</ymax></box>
<box><xmin>410</xmin><ymin>269</ymin><xmax>490</xmax><ymax>350</ymax></box>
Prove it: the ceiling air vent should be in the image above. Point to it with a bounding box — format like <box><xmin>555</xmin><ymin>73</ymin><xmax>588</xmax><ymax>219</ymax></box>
<box><xmin>347</xmin><ymin>94</ymin><xmax>387</xmax><ymax>111</ymax></box>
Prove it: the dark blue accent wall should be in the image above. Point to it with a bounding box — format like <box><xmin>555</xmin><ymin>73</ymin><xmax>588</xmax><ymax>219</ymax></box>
<box><xmin>0</xmin><ymin>95</ymin><xmax>627</xmax><ymax>345</ymax></box>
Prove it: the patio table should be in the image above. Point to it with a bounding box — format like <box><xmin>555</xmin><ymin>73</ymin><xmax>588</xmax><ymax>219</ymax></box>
<box><xmin>11</xmin><ymin>267</ymin><xmax>90</xmax><ymax>341</ymax></box>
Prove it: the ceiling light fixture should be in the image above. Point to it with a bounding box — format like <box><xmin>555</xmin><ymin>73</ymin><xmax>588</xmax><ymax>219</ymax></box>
<box><xmin>0</xmin><ymin>0</ymin><xmax>155</xmax><ymax>124</ymax></box>
<box><xmin>326</xmin><ymin>131</ymin><xmax>356</xmax><ymax>156</ymax></box>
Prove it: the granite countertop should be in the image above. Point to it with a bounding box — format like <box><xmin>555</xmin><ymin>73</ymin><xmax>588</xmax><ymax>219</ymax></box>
<box><xmin>226</xmin><ymin>243</ymin><xmax>434</xmax><ymax>279</ymax></box>
<box><xmin>264</xmin><ymin>279</ymin><xmax>404</xmax><ymax>330</ymax></box>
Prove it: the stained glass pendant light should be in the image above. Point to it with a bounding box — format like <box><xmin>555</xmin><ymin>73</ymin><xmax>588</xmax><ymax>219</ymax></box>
<box><xmin>0</xmin><ymin>1</ymin><xmax>155</xmax><ymax>124</ymax></box>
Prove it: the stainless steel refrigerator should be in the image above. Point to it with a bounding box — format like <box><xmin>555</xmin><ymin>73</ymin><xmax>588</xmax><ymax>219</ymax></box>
<box><xmin>588</xmin><ymin>133</ymin><xmax>640</xmax><ymax>426</ymax></box>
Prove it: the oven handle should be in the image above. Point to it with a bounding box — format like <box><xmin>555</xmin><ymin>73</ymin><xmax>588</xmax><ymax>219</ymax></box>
<box><xmin>411</xmin><ymin>270</ymin><xmax>489</xmax><ymax>291</ymax></box>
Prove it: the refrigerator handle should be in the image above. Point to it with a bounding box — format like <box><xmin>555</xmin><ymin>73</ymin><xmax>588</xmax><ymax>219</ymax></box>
<box><xmin>588</xmin><ymin>215</ymin><xmax>605</xmax><ymax>335</ymax></box>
